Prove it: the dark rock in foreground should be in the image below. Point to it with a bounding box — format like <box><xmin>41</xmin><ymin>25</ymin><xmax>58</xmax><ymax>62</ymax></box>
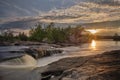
<box><xmin>41</xmin><ymin>50</ymin><xmax>120</xmax><ymax>80</ymax></box>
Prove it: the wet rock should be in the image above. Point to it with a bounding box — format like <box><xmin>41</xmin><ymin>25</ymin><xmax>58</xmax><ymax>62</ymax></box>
<box><xmin>34</xmin><ymin>48</ymin><xmax>63</xmax><ymax>58</ymax></box>
<box><xmin>41</xmin><ymin>70</ymin><xmax>64</xmax><ymax>80</ymax></box>
<box><xmin>59</xmin><ymin>69</ymin><xmax>80</xmax><ymax>80</ymax></box>
<box><xmin>24</xmin><ymin>47</ymin><xmax>63</xmax><ymax>59</ymax></box>
<box><xmin>24</xmin><ymin>48</ymin><xmax>38</xmax><ymax>59</ymax></box>
<box><xmin>41</xmin><ymin>50</ymin><xmax>120</xmax><ymax>80</ymax></box>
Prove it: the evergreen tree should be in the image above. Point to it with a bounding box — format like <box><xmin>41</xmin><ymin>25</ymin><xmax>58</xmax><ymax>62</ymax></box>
<box><xmin>18</xmin><ymin>32</ymin><xmax>28</xmax><ymax>41</ymax></box>
<box><xmin>29</xmin><ymin>24</ymin><xmax>45</xmax><ymax>41</ymax></box>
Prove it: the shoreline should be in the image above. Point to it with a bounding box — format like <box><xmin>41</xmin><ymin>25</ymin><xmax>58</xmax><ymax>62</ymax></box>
<box><xmin>0</xmin><ymin>49</ymin><xmax>120</xmax><ymax>80</ymax></box>
<box><xmin>40</xmin><ymin>50</ymin><xmax>120</xmax><ymax>80</ymax></box>
<box><xmin>0</xmin><ymin>41</ymin><xmax>87</xmax><ymax>47</ymax></box>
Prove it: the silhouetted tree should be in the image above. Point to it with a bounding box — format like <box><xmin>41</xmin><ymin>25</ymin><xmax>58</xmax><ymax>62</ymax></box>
<box><xmin>17</xmin><ymin>32</ymin><xmax>28</xmax><ymax>41</ymax></box>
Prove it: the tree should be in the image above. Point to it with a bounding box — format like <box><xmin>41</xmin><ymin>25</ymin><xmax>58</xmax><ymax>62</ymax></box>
<box><xmin>44</xmin><ymin>23</ymin><xmax>55</xmax><ymax>43</ymax></box>
<box><xmin>2</xmin><ymin>32</ymin><xmax>14</xmax><ymax>42</ymax></box>
<box><xmin>29</xmin><ymin>24</ymin><xmax>45</xmax><ymax>41</ymax></box>
<box><xmin>28</xmin><ymin>23</ymin><xmax>91</xmax><ymax>43</ymax></box>
<box><xmin>17</xmin><ymin>32</ymin><xmax>28</xmax><ymax>41</ymax></box>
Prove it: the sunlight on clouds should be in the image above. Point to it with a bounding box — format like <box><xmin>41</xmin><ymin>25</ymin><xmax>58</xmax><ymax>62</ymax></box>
<box><xmin>1</xmin><ymin>0</ymin><xmax>119</xmax><ymax>24</ymax></box>
<box><xmin>41</xmin><ymin>2</ymin><xmax>120</xmax><ymax>23</ymax></box>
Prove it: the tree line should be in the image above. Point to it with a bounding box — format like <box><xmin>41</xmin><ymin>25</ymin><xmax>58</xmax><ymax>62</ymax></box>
<box><xmin>0</xmin><ymin>23</ymin><xmax>92</xmax><ymax>43</ymax></box>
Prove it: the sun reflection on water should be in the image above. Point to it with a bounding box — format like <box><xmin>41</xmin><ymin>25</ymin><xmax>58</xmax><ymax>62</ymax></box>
<box><xmin>91</xmin><ymin>40</ymin><xmax>96</xmax><ymax>50</ymax></box>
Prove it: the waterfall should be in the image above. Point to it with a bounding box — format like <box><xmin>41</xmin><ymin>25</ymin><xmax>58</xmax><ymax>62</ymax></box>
<box><xmin>0</xmin><ymin>46</ymin><xmax>63</xmax><ymax>80</ymax></box>
<box><xmin>0</xmin><ymin>54</ymin><xmax>36</xmax><ymax>68</ymax></box>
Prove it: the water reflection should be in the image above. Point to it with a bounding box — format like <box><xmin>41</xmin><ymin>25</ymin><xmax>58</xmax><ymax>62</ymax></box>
<box><xmin>90</xmin><ymin>40</ymin><xmax>96</xmax><ymax>50</ymax></box>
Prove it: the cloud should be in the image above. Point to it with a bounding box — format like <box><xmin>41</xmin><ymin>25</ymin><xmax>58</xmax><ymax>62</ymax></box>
<box><xmin>0</xmin><ymin>0</ymin><xmax>119</xmax><ymax>23</ymax></box>
<box><xmin>12</xmin><ymin>5</ymin><xmax>31</xmax><ymax>15</ymax></box>
<box><xmin>40</xmin><ymin>1</ymin><xmax>120</xmax><ymax>23</ymax></box>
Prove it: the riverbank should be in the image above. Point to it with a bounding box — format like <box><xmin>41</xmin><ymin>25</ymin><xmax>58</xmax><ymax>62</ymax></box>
<box><xmin>0</xmin><ymin>49</ymin><xmax>120</xmax><ymax>80</ymax></box>
<box><xmin>0</xmin><ymin>41</ymin><xmax>84</xmax><ymax>47</ymax></box>
<box><xmin>40</xmin><ymin>50</ymin><xmax>120</xmax><ymax>80</ymax></box>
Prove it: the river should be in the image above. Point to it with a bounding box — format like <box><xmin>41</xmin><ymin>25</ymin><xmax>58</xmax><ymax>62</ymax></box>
<box><xmin>0</xmin><ymin>40</ymin><xmax>120</xmax><ymax>80</ymax></box>
<box><xmin>37</xmin><ymin>40</ymin><xmax>120</xmax><ymax>66</ymax></box>
<box><xmin>0</xmin><ymin>40</ymin><xmax>120</xmax><ymax>67</ymax></box>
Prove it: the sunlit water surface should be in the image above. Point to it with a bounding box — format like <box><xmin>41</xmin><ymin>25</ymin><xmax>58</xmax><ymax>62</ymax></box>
<box><xmin>37</xmin><ymin>40</ymin><xmax>120</xmax><ymax>67</ymax></box>
<box><xmin>0</xmin><ymin>40</ymin><xmax>120</xmax><ymax>80</ymax></box>
<box><xmin>0</xmin><ymin>40</ymin><xmax>120</xmax><ymax>67</ymax></box>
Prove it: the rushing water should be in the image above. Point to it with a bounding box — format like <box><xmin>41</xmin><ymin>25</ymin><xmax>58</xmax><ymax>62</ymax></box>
<box><xmin>0</xmin><ymin>54</ymin><xmax>36</xmax><ymax>68</ymax></box>
<box><xmin>37</xmin><ymin>40</ymin><xmax>120</xmax><ymax>66</ymax></box>
<box><xmin>0</xmin><ymin>40</ymin><xmax>120</xmax><ymax>67</ymax></box>
<box><xmin>0</xmin><ymin>40</ymin><xmax>120</xmax><ymax>80</ymax></box>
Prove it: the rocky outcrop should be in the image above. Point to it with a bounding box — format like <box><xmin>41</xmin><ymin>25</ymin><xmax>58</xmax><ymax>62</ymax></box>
<box><xmin>24</xmin><ymin>47</ymin><xmax>63</xmax><ymax>59</ymax></box>
<box><xmin>40</xmin><ymin>50</ymin><xmax>120</xmax><ymax>80</ymax></box>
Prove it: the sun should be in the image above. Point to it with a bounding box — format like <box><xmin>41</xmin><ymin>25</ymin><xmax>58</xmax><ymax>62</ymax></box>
<box><xmin>87</xmin><ymin>29</ymin><xmax>98</xmax><ymax>34</ymax></box>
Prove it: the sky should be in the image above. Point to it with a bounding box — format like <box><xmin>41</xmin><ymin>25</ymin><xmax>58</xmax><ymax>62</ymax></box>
<box><xmin>0</xmin><ymin>0</ymin><xmax>120</xmax><ymax>23</ymax></box>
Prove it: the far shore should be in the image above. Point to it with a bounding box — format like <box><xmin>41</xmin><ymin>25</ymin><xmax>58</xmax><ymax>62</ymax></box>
<box><xmin>0</xmin><ymin>41</ymin><xmax>86</xmax><ymax>47</ymax></box>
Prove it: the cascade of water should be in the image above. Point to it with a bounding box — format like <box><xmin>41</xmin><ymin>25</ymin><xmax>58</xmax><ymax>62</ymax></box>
<box><xmin>0</xmin><ymin>54</ymin><xmax>36</xmax><ymax>68</ymax></box>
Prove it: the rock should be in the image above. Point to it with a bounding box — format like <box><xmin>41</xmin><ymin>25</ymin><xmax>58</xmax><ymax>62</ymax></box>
<box><xmin>34</xmin><ymin>48</ymin><xmax>63</xmax><ymax>58</ymax></box>
<box><xmin>24</xmin><ymin>48</ymin><xmax>38</xmax><ymax>59</ymax></box>
<box><xmin>24</xmin><ymin>47</ymin><xmax>63</xmax><ymax>59</ymax></box>
<box><xmin>41</xmin><ymin>70</ymin><xmax>63</xmax><ymax>80</ymax></box>
<box><xmin>1</xmin><ymin>50</ymin><xmax>120</xmax><ymax>80</ymax></box>
<box><xmin>41</xmin><ymin>50</ymin><xmax>120</xmax><ymax>80</ymax></box>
